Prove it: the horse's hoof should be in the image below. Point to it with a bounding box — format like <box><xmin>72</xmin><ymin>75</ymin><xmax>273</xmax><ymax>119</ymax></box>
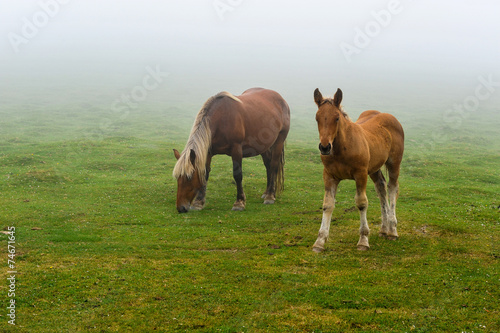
<box><xmin>263</xmin><ymin>194</ymin><xmax>275</xmax><ymax>204</ymax></box>
<box><xmin>261</xmin><ymin>193</ymin><xmax>267</xmax><ymax>199</ymax></box>
<box><xmin>190</xmin><ymin>203</ymin><xmax>204</xmax><ymax>211</ymax></box>
<box><xmin>380</xmin><ymin>232</ymin><xmax>398</xmax><ymax>240</ymax></box>
<box><xmin>357</xmin><ymin>245</ymin><xmax>370</xmax><ymax>251</ymax></box>
<box><xmin>312</xmin><ymin>246</ymin><xmax>324</xmax><ymax>253</ymax></box>
<box><xmin>231</xmin><ymin>202</ymin><xmax>245</xmax><ymax>211</ymax></box>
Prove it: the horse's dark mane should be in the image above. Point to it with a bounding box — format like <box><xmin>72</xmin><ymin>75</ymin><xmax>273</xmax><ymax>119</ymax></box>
<box><xmin>320</xmin><ymin>99</ymin><xmax>351</xmax><ymax>121</ymax></box>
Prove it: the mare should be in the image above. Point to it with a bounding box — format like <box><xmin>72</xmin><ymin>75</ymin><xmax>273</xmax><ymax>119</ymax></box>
<box><xmin>173</xmin><ymin>88</ymin><xmax>290</xmax><ymax>213</ymax></box>
<box><xmin>312</xmin><ymin>88</ymin><xmax>404</xmax><ymax>252</ymax></box>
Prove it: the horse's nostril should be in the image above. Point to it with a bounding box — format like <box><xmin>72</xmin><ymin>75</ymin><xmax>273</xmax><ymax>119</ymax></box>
<box><xmin>318</xmin><ymin>143</ymin><xmax>331</xmax><ymax>154</ymax></box>
<box><xmin>177</xmin><ymin>206</ymin><xmax>188</xmax><ymax>213</ymax></box>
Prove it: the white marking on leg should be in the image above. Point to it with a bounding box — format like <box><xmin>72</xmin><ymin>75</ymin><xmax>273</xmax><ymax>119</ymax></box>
<box><xmin>373</xmin><ymin>178</ymin><xmax>389</xmax><ymax>235</ymax></box>
<box><xmin>387</xmin><ymin>181</ymin><xmax>399</xmax><ymax>239</ymax></box>
<box><xmin>357</xmin><ymin>207</ymin><xmax>370</xmax><ymax>250</ymax></box>
<box><xmin>355</xmin><ymin>183</ymin><xmax>370</xmax><ymax>250</ymax></box>
<box><xmin>313</xmin><ymin>181</ymin><xmax>337</xmax><ymax>252</ymax></box>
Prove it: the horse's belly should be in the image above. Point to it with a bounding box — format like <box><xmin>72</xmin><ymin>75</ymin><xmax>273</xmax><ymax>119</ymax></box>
<box><xmin>241</xmin><ymin>135</ymin><xmax>277</xmax><ymax>157</ymax></box>
<box><xmin>241</xmin><ymin>117</ymin><xmax>283</xmax><ymax>156</ymax></box>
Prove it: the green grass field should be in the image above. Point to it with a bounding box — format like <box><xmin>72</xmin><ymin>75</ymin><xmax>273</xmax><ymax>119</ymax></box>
<box><xmin>0</xmin><ymin>92</ymin><xmax>499</xmax><ymax>332</ymax></box>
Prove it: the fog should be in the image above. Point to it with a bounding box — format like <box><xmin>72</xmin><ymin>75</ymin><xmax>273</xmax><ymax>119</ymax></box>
<box><xmin>1</xmin><ymin>0</ymin><xmax>499</xmax><ymax>122</ymax></box>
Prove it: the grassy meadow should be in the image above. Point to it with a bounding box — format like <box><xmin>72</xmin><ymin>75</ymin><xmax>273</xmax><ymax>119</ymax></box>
<box><xmin>0</xmin><ymin>88</ymin><xmax>499</xmax><ymax>332</ymax></box>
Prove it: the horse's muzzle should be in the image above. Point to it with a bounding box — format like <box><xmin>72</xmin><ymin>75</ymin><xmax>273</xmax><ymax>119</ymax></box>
<box><xmin>319</xmin><ymin>142</ymin><xmax>332</xmax><ymax>155</ymax></box>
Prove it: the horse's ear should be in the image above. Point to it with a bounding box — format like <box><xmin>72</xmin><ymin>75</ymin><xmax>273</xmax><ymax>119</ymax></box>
<box><xmin>189</xmin><ymin>149</ymin><xmax>196</xmax><ymax>165</ymax></box>
<box><xmin>173</xmin><ymin>149</ymin><xmax>181</xmax><ymax>160</ymax></box>
<box><xmin>314</xmin><ymin>88</ymin><xmax>323</xmax><ymax>106</ymax></box>
<box><xmin>333</xmin><ymin>88</ymin><xmax>343</xmax><ymax>107</ymax></box>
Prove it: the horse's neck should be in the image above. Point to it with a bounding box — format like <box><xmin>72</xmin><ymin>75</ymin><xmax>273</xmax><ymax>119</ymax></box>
<box><xmin>336</xmin><ymin>118</ymin><xmax>352</xmax><ymax>146</ymax></box>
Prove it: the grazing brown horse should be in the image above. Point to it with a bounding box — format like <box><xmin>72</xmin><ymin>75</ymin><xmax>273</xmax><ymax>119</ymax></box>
<box><xmin>312</xmin><ymin>88</ymin><xmax>404</xmax><ymax>252</ymax></box>
<box><xmin>173</xmin><ymin>88</ymin><xmax>290</xmax><ymax>213</ymax></box>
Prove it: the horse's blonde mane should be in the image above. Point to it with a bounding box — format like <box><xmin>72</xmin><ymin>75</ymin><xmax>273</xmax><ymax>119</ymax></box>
<box><xmin>173</xmin><ymin>91</ymin><xmax>241</xmax><ymax>183</ymax></box>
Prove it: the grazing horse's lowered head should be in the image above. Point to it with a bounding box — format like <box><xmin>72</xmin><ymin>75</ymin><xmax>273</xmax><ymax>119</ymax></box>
<box><xmin>173</xmin><ymin>148</ymin><xmax>205</xmax><ymax>213</ymax></box>
<box><xmin>314</xmin><ymin>88</ymin><xmax>349</xmax><ymax>156</ymax></box>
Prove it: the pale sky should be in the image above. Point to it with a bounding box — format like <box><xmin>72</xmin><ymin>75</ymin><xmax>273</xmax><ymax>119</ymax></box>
<box><xmin>1</xmin><ymin>0</ymin><xmax>499</xmax><ymax>107</ymax></box>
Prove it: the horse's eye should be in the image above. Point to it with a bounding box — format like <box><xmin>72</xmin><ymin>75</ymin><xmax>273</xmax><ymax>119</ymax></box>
<box><xmin>336</xmin><ymin>117</ymin><xmax>340</xmax><ymax>122</ymax></box>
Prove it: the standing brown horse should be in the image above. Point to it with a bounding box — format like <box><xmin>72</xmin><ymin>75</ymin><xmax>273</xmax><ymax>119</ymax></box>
<box><xmin>312</xmin><ymin>88</ymin><xmax>404</xmax><ymax>252</ymax></box>
<box><xmin>173</xmin><ymin>88</ymin><xmax>290</xmax><ymax>213</ymax></box>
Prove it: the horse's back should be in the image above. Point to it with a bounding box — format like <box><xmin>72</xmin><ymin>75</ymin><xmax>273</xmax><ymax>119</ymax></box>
<box><xmin>210</xmin><ymin>88</ymin><xmax>290</xmax><ymax>156</ymax></box>
<box><xmin>356</xmin><ymin>110</ymin><xmax>404</xmax><ymax>139</ymax></box>
<box><xmin>356</xmin><ymin>110</ymin><xmax>404</xmax><ymax>168</ymax></box>
<box><xmin>239</xmin><ymin>88</ymin><xmax>290</xmax><ymax>120</ymax></box>
<box><xmin>237</xmin><ymin>88</ymin><xmax>290</xmax><ymax>131</ymax></box>
<box><xmin>356</xmin><ymin>110</ymin><xmax>381</xmax><ymax>124</ymax></box>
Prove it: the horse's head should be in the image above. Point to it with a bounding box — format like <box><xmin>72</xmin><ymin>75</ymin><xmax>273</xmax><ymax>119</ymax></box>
<box><xmin>314</xmin><ymin>88</ymin><xmax>343</xmax><ymax>155</ymax></box>
<box><xmin>173</xmin><ymin>149</ymin><xmax>203</xmax><ymax>213</ymax></box>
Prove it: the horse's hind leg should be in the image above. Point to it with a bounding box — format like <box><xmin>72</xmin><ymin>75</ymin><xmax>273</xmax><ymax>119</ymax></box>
<box><xmin>260</xmin><ymin>150</ymin><xmax>272</xmax><ymax>200</ymax></box>
<box><xmin>369</xmin><ymin>170</ymin><xmax>390</xmax><ymax>238</ymax></box>
<box><xmin>262</xmin><ymin>137</ymin><xmax>285</xmax><ymax>204</ymax></box>
<box><xmin>385</xmin><ymin>162</ymin><xmax>401</xmax><ymax>240</ymax></box>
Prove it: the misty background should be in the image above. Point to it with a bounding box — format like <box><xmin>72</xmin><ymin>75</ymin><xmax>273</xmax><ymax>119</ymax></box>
<box><xmin>0</xmin><ymin>0</ymin><xmax>499</xmax><ymax>143</ymax></box>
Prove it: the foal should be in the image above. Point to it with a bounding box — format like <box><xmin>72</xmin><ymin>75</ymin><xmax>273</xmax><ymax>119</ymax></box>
<box><xmin>312</xmin><ymin>88</ymin><xmax>404</xmax><ymax>252</ymax></box>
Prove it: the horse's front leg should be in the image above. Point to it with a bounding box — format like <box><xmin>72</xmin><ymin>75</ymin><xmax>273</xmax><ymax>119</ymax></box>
<box><xmin>313</xmin><ymin>172</ymin><xmax>339</xmax><ymax>252</ymax></box>
<box><xmin>191</xmin><ymin>155</ymin><xmax>212</xmax><ymax>211</ymax></box>
<box><xmin>191</xmin><ymin>185</ymin><xmax>206</xmax><ymax>211</ymax></box>
<box><xmin>355</xmin><ymin>174</ymin><xmax>370</xmax><ymax>250</ymax></box>
<box><xmin>231</xmin><ymin>145</ymin><xmax>246</xmax><ymax>211</ymax></box>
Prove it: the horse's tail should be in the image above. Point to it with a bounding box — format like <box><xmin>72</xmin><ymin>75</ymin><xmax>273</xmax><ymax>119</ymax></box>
<box><xmin>275</xmin><ymin>144</ymin><xmax>285</xmax><ymax>196</ymax></box>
